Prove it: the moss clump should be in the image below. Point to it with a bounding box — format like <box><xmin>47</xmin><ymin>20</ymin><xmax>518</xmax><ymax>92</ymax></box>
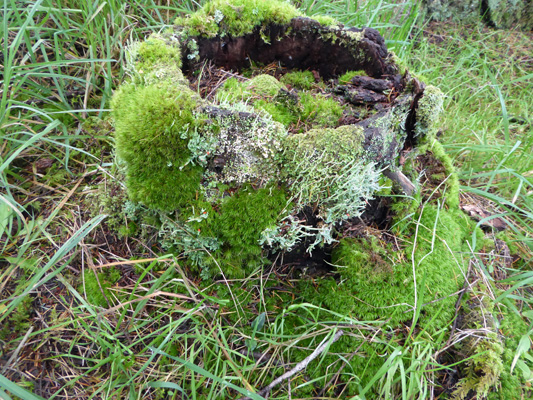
<box><xmin>414</xmin><ymin>85</ymin><xmax>444</xmax><ymax>138</ymax></box>
<box><xmin>137</xmin><ymin>34</ymin><xmax>182</xmax><ymax>70</ymax></box>
<box><xmin>280</xmin><ymin>71</ymin><xmax>316</xmax><ymax>90</ymax></box>
<box><xmin>112</xmin><ymin>82</ymin><xmax>204</xmax><ymax>211</ymax></box>
<box><xmin>175</xmin><ymin>0</ymin><xmax>301</xmax><ymax>38</ymax></box>
<box><xmin>338</xmin><ymin>69</ymin><xmax>367</xmax><ymax>84</ymax></box>
<box><xmin>218</xmin><ymin>75</ymin><xmax>343</xmax><ymax>130</ymax></box>
<box><xmin>303</xmin><ymin>205</ymin><xmax>477</xmax><ymax>328</ymax></box>
<box><xmin>246</xmin><ymin>74</ymin><xmax>285</xmax><ymax>96</ymax></box>
<box><xmin>299</xmin><ymin>92</ymin><xmax>343</xmax><ymax>128</ymax></box>
<box><xmin>80</xmin><ymin>267</ymin><xmax>121</xmax><ymax>307</ymax></box>
<box><xmin>206</xmin><ymin>185</ymin><xmax>289</xmax><ymax>278</ymax></box>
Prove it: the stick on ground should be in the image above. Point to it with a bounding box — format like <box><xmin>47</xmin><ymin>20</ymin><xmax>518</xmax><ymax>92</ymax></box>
<box><xmin>240</xmin><ymin>329</ymin><xmax>344</xmax><ymax>399</ymax></box>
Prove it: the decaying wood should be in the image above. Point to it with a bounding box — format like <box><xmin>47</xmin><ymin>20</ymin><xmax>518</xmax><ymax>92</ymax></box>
<box><xmin>182</xmin><ymin>18</ymin><xmax>396</xmax><ymax>79</ymax></box>
<box><xmin>179</xmin><ymin>15</ymin><xmax>435</xmax><ymax>205</ymax></box>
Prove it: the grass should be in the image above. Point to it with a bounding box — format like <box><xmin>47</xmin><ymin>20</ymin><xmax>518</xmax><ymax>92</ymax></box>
<box><xmin>0</xmin><ymin>0</ymin><xmax>532</xmax><ymax>399</ymax></box>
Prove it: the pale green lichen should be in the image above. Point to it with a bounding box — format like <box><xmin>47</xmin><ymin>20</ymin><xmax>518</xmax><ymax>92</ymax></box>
<box><xmin>281</xmin><ymin>125</ymin><xmax>380</xmax><ymax>223</ymax></box>
<box><xmin>206</xmin><ymin>104</ymin><xmax>287</xmax><ymax>185</ymax></box>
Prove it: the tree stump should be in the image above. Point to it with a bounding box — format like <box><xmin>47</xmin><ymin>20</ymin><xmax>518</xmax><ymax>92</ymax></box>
<box><xmin>111</xmin><ymin>0</ymin><xmax>445</xmax><ymax>278</ymax></box>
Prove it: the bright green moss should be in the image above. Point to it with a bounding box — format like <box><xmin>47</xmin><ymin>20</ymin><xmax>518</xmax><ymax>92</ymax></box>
<box><xmin>137</xmin><ymin>34</ymin><xmax>182</xmax><ymax>70</ymax></box>
<box><xmin>303</xmin><ymin>205</ymin><xmax>477</xmax><ymax>329</ymax></box>
<box><xmin>280</xmin><ymin>71</ymin><xmax>316</xmax><ymax>90</ymax></box>
<box><xmin>205</xmin><ymin>185</ymin><xmax>289</xmax><ymax>278</ymax></box>
<box><xmin>300</xmin><ymin>92</ymin><xmax>344</xmax><ymax>127</ymax></box>
<box><xmin>80</xmin><ymin>267</ymin><xmax>121</xmax><ymax>307</ymax></box>
<box><xmin>218</xmin><ymin>75</ymin><xmax>343</xmax><ymax>129</ymax></box>
<box><xmin>428</xmin><ymin>139</ymin><xmax>460</xmax><ymax>208</ymax></box>
<box><xmin>247</xmin><ymin>74</ymin><xmax>285</xmax><ymax>96</ymax></box>
<box><xmin>175</xmin><ymin>0</ymin><xmax>301</xmax><ymax>38</ymax></box>
<box><xmin>338</xmin><ymin>69</ymin><xmax>367</xmax><ymax>84</ymax></box>
<box><xmin>414</xmin><ymin>85</ymin><xmax>444</xmax><ymax>138</ymax></box>
<box><xmin>112</xmin><ymin>82</ymin><xmax>205</xmax><ymax>211</ymax></box>
<box><xmin>310</xmin><ymin>14</ymin><xmax>338</xmax><ymax>26</ymax></box>
<box><xmin>217</xmin><ymin>75</ymin><xmax>297</xmax><ymax>127</ymax></box>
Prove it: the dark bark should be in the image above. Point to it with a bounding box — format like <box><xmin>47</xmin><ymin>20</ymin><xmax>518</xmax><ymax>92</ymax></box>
<box><xmin>181</xmin><ymin>17</ymin><xmax>398</xmax><ymax>79</ymax></box>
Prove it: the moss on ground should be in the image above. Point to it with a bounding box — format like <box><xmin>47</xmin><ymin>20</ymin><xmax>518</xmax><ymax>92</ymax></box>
<box><xmin>80</xmin><ymin>267</ymin><xmax>121</xmax><ymax>307</ymax></box>
<box><xmin>338</xmin><ymin>69</ymin><xmax>367</xmax><ymax>84</ymax></box>
<box><xmin>217</xmin><ymin>74</ymin><xmax>344</xmax><ymax>130</ymax></box>
<box><xmin>205</xmin><ymin>185</ymin><xmax>289</xmax><ymax>278</ymax></box>
<box><xmin>280</xmin><ymin>70</ymin><xmax>316</xmax><ymax>90</ymax></box>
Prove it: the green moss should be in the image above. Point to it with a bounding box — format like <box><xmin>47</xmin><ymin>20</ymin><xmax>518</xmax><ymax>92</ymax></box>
<box><xmin>338</xmin><ymin>70</ymin><xmax>367</xmax><ymax>84</ymax></box>
<box><xmin>175</xmin><ymin>0</ymin><xmax>301</xmax><ymax>38</ymax></box>
<box><xmin>414</xmin><ymin>85</ymin><xmax>444</xmax><ymax>139</ymax></box>
<box><xmin>310</xmin><ymin>14</ymin><xmax>338</xmax><ymax>26</ymax></box>
<box><xmin>300</xmin><ymin>92</ymin><xmax>344</xmax><ymax>128</ymax></box>
<box><xmin>247</xmin><ymin>74</ymin><xmax>285</xmax><ymax>96</ymax></box>
<box><xmin>80</xmin><ymin>267</ymin><xmax>121</xmax><ymax>307</ymax></box>
<box><xmin>204</xmin><ymin>185</ymin><xmax>289</xmax><ymax>278</ymax></box>
<box><xmin>303</xmin><ymin>205</ymin><xmax>476</xmax><ymax>328</ymax></box>
<box><xmin>137</xmin><ymin>34</ymin><xmax>182</xmax><ymax>70</ymax></box>
<box><xmin>112</xmin><ymin>82</ymin><xmax>204</xmax><ymax>211</ymax></box>
<box><xmin>280</xmin><ymin>71</ymin><xmax>316</xmax><ymax>90</ymax></box>
<box><xmin>218</xmin><ymin>74</ymin><xmax>343</xmax><ymax>129</ymax></box>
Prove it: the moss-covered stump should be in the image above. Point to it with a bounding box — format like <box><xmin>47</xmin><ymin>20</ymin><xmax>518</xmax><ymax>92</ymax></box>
<box><xmin>111</xmin><ymin>0</ymin><xmax>448</xmax><ymax>280</ymax></box>
<box><xmin>423</xmin><ymin>0</ymin><xmax>533</xmax><ymax>30</ymax></box>
<box><xmin>104</xmin><ymin>1</ymin><xmax>532</xmax><ymax>398</ymax></box>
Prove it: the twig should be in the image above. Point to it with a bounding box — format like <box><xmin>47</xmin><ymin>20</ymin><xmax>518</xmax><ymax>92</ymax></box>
<box><xmin>240</xmin><ymin>329</ymin><xmax>344</xmax><ymax>400</ymax></box>
<box><xmin>1</xmin><ymin>327</ymin><xmax>34</xmax><ymax>374</ymax></box>
<box><xmin>383</xmin><ymin>168</ymin><xmax>416</xmax><ymax>196</ymax></box>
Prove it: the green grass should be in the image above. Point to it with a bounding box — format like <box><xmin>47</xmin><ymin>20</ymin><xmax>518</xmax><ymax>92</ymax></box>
<box><xmin>1</xmin><ymin>0</ymin><xmax>532</xmax><ymax>399</ymax></box>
